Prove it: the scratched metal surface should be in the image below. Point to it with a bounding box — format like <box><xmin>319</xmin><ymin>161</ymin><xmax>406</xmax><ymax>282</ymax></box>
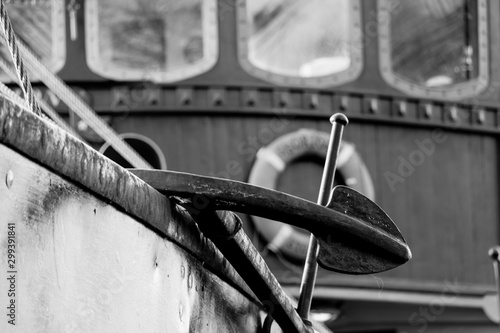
<box><xmin>0</xmin><ymin>144</ymin><xmax>261</xmax><ymax>332</ymax></box>
<box><xmin>0</xmin><ymin>99</ymin><xmax>262</xmax><ymax>332</ymax></box>
<box><xmin>0</xmin><ymin>99</ymin><xmax>256</xmax><ymax>298</ymax></box>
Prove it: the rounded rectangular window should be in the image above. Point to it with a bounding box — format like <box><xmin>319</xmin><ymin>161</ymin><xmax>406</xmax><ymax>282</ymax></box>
<box><xmin>237</xmin><ymin>0</ymin><xmax>362</xmax><ymax>88</ymax></box>
<box><xmin>379</xmin><ymin>0</ymin><xmax>488</xmax><ymax>100</ymax></box>
<box><xmin>0</xmin><ymin>0</ymin><xmax>66</xmax><ymax>82</ymax></box>
<box><xmin>85</xmin><ymin>0</ymin><xmax>218</xmax><ymax>82</ymax></box>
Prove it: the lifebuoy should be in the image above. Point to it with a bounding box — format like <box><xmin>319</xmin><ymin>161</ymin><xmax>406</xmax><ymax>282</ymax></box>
<box><xmin>248</xmin><ymin>128</ymin><xmax>375</xmax><ymax>261</ymax></box>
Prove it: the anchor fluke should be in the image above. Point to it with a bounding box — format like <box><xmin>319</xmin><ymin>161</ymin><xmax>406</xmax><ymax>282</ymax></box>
<box><xmin>317</xmin><ymin>185</ymin><xmax>411</xmax><ymax>274</ymax></box>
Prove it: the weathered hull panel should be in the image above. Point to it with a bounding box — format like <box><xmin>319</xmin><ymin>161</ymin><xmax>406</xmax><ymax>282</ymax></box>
<box><xmin>0</xmin><ymin>102</ymin><xmax>261</xmax><ymax>332</ymax></box>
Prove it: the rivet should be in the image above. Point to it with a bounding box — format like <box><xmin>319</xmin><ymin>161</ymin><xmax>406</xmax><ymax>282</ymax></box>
<box><xmin>449</xmin><ymin>106</ymin><xmax>458</xmax><ymax>122</ymax></box>
<box><xmin>398</xmin><ymin>101</ymin><xmax>407</xmax><ymax>116</ymax></box>
<box><xmin>477</xmin><ymin>109</ymin><xmax>485</xmax><ymax>124</ymax></box>
<box><xmin>211</xmin><ymin>89</ymin><xmax>224</xmax><ymax>106</ymax></box>
<box><xmin>309</xmin><ymin>93</ymin><xmax>319</xmax><ymax>109</ymax></box>
<box><xmin>340</xmin><ymin>96</ymin><xmax>349</xmax><ymax>111</ymax></box>
<box><xmin>177</xmin><ymin>89</ymin><xmax>192</xmax><ymax>106</ymax></box>
<box><xmin>278</xmin><ymin>91</ymin><xmax>289</xmax><ymax>107</ymax></box>
<box><xmin>369</xmin><ymin>99</ymin><xmax>378</xmax><ymax>113</ymax></box>
<box><xmin>423</xmin><ymin>104</ymin><xmax>433</xmax><ymax>119</ymax></box>
<box><xmin>5</xmin><ymin>170</ymin><xmax>13</xmax><ymax>188</ymax></box>
<box><xmin>246</xmin><ymin>90</ymin><xmax>257</xmax><ymax>106</ymax></box>
<box><xmin>180</xmin><ymin>265</ymin><xmax>185</xmax><ymax>278</ymax></box>
<box><xmin>147</xmin><ymin>88</ymin><xmax>160</xmax><ymax>106</ymax></box>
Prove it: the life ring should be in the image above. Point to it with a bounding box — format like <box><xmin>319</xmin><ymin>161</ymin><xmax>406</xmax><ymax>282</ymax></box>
<box><xmin>248</xmin><ymin>128</ymin><xmax>375</xmax><ymax>261</ymax></box>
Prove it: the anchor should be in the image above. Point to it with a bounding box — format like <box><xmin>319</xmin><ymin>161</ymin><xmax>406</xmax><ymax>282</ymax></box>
<box><xmin>131</xmin><ymin>114</ymin><xmax>411</xmax><ymax>333</ymax></box>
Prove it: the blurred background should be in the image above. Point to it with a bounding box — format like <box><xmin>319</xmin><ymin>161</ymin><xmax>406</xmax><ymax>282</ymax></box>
<box><xmin>4</xmin><ymin>0</ymin><xmax>500</xmax><ymax>331</ymax></box>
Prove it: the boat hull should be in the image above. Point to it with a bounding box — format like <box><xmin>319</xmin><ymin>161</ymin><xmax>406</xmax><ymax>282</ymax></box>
<box><xmin>0</xmin><ymin>101</ymin><xmax>261</xmax><ymax>332</ymax></box>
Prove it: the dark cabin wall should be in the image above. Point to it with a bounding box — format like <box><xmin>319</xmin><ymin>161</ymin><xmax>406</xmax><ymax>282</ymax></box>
<box><xmin>375</xmin><ymin>128</ymin><xmax>499</xmax><ymax>286</ymax></box>
<box><xmin>114</xmin><ymin>114</ymin><xmax>499</xmax><ymax>290</ymax></box>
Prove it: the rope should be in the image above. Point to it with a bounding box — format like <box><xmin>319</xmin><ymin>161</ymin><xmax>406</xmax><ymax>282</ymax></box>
<box><xmin>0</xmin><ymin>0</ymin><xmax>151</xmax><ymax>169</ymax></box>
<box><xmin>0</xmin><ymin>80</ymin><xmax>81</xmax><ymax>138</ymax></box>
<box><xmin>0</xmin><ymin>0</ymin><xmax>41</xmax><ymax>116</ymax></box>
<box><xmin>0</xmin><ymin>57</ymin><xmax>81</xmax><ymax>138</ymax></box>
<box><xmin>0</xmin><ymin>80</ymin><xmax>29</xmax><ymax>110</ymax></box>
<box><xmin>37</xmin><ymin>96</ymin><xmax>82</xmax><ymax>138</ymax></box>
<box><xmin>17</xmin><ymin>40</ymin><xmax>153</xmax><ymax>169</ymax></box>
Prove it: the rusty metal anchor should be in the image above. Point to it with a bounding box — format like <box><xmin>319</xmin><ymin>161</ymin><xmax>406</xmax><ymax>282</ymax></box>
<box><xmin>130</xmin><ymin>170</ymin><xmax>411</xmax><ymax>274</ymax></box>
<box><xmin>131</xmin><ymin>114</ymin><xmax>411</xmax><ymax>333</ymax></box>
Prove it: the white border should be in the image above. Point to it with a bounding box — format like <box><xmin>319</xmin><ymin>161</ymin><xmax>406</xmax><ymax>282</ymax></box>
<box><xmin>1</xmin><ymin>0</ymin><xmax>66</xmax><ymax>82</ymax></box>
<box><xmin>85</xmin><ymin>0</ymin><xmax>218</xmax><ymax>83</ymax></box>
<box><xmin>237</xmin><ymin>0</ymin><xmax>363</xmax><ymax>88</ymax></box>
<box><xmin>378</xmin><ymin>0</ymin><xmax>489</xmax><ymax>101</ymax></box>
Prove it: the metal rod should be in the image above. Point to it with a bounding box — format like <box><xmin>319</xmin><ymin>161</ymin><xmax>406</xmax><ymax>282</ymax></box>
<box><xmin>488</xmin><ymin>246</ymin><xmax>500</xmax><ymax>329</ymax></box>
<box><xmin>297</xmin><ymin>113</ymin><xmax>349</xmax><ymax>321</ymax></box>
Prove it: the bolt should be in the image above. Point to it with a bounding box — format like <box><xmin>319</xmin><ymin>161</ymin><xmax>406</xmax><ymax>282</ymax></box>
<box><xmin>5</xmin><ymin>170</ymin><xmax>13</xmax><ymax>188</ymax></box>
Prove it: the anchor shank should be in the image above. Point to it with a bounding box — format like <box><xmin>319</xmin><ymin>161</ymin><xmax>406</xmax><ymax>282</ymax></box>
<box><xmin>297</xmin><ymin>113</ymin><xmax>348</xmax><ymax>321</ymax></box>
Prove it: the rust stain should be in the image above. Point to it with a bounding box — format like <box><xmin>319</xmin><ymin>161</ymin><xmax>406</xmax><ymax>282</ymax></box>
<box><xmin>41</xmin><ymin>182</ymin><xmax>73</xmax><ymax>213</ymax></box>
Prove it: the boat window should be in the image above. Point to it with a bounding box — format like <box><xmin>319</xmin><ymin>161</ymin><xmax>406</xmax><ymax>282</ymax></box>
<box><xmin>237</xmin><ymin>0</ymin><xmax>362</xmax><ymax>88</ymax></box>
<box><xmin>378</xmin><ymin>0</ymin><xmax>488</xmax><ymax>100</ymax></box>
<box><xmin>0</xmin><ymin>0</ymin><xmax>66</xmax><ymax>82</ymax></box>
<box><xmin>85</xmin><ymin>0</ymin><xmax>218</xmax><ymax>82</ymax></box>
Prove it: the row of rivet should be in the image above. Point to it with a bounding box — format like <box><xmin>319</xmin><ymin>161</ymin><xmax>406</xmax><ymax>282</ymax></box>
<box><xmin>175</xmin><ymin>89</ymin><xmax>488</xmax><ymax>124</ymax></box>
<box><xmin>114</xmin><ymin>86</ymin><xmax>495</xmax><ymax>127</ymax></box>
<box><xmin>364</xmin><ymin>97</ymin><xmax>488</xmax><ymax>125</ymax></box>
<box><xmin>420</xmin><ymin>104</ymin><xmax>486</xmax><ymax>124</ymax></box>
<box><xmin>175</xmin><ymin>88</ymin><xmax>329</xmax><ymax>109</ymax></box>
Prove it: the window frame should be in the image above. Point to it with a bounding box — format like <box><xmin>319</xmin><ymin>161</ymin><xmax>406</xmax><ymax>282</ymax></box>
<box><xmin>377</xmin><ymin>0</ymin><xmax>489</xmax><ymax>100</ymax></box>
<box><xmin>236</xmin><ymin>0</ymin><xmax>363</xmax><ymax>88</ymax></box>
<box><xmin>1</xmin><ymin>0</ymin><xmax>66</xmax><ymax>82</ymax></box>
<box><xmin>84</xmin><ymin>0</ymin><xmax>219</xmax><ymax>83</ymax></box>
